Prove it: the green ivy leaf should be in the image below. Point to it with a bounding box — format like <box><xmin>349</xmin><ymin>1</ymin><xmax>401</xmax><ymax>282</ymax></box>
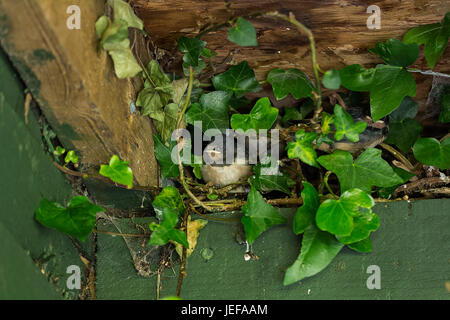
<box><xmin>54</xmin><ymin>146</ymin><xmax>66</xmax><ymax>157</ymax></box>
<box><xmin>231</xmin><ymin>97</ymin><xmax>278</xmax><ymax>131</ymax></box>
<box><xmin>284</xmin><ymin>225</ymin><xmax>344</xmax><ymax>286</ymax></box>
<box><xmin>108</xmin><ymin>47</ymin><xmax>142</xmax><ymax>79</ymax></box>
<box><xmin>370</xmin><ymin>64</ymin><xmax>416</xmax><ymax>121</ymax></box>
<box><xmin>144</xmin><ymin>60</ymin><xmax>172</xmax><ymax>88</ymax></box>
<box><xmin>212</xmin><ymin>61</ymin><xmax>262</xmax><ymax>97</ymax></box>
<box><xmin>282</xmin><ymin>100</ymin><xmax>315</xmax><ymax>124</ymax></box>
<box><xmin>439</xmin><ymin>88</ymin><xmax>450</xmax><ymax>123</ymax></box>
<box><xmin>149</xmin><ymin>207</ymin><xmax>188</xmax><ymax>248</ymax></box>
<box><xmin>250</xmin><ymin>162</ymin><xmax>295</xmax><ymax>195</ymax></box>
<box><xmin>413</xmin><ymin>137</ymin><xmax>450</xmax><ymax>169</ymax></box>
<box><xmin>378</xmin><ymin>167</ymin><xmax>415</xmax><ymax>199</ymax></box>
<box><xmin>339</xmin><ymin>64</ymin><xmax>376</xmax><ymax>92</ymax></box>
<box><xmin>65</xmin><ymin>150</ymin><xmax>79</xmax><ymax>164</ymax></box>
<box><xmin>178</xmin><ymin>37</ymin><xmax>206</xmax><ymax>68</ymax></box>
<box><xmin>152</xmin><ymin>186</ymin><xmax>185</xmax><ymax>219</ymax></box>
<box><xmin>267</xmin><ymin>68</ymin><xmax>315</xmax><ymax>100</ymax></box>
<box><xmin>316</xmin><ymin>188</ymin><xmax>374</xmax><ymax>236</ymax></box>
<box><xmin>336</xmin><ymin>208</ymin><xmax>380</xmax><ymax>244</ymax></box>
<box><xmin>385</xmin><ymin>97</ymin><xmax>422</xmax><ymax>152</ymax></box>
<box><xmin>228</xmin><ymin>17</ymin><xmax>258</xmax><ymax>46</ymax></box>
<box><xmin>108</xmin><ymin>0</ymin><xmax>144</xmax><ymax>30</ymax></box>
<box><xmin>322</xmin><ymin>69</ymin><xmax>341</xmax><ymax>90</ymax></box>
<box><xmin>241</xmin><ymin>187</ymin><xmax>287</xmax><ymax>245</ymax></box>
<box><xmin>100</xmin><ymin>20</ymin><xmax>129</xmax><ymax>51</ymax></box>
<box><xmin>95</xmin><ymin>16</ymin><xmax>110</xmax><ymax>39</ymax></box>
<box><xmin>403</xmin><ymin>12</ymin><xmax>450</xmax><ymax>68</ymax></box>
<box><xmin>172</xmin><ymin>78</ymin><xmax>189</xmax><ymax>105</ymax></box>
<box><xmin>154</xmin><ymin>103</ymin><xmax>179</xmax><ymax>143</ymax></box>
<box><xmin>186</xmin><ymin>91</ymin><xmax>232</xmax><ymax>132</ymax></box>
<box><xmin>321</xmin><ymin>112</ymin><xmax>334</xmax><ymax>135</ymax></box>
<box><xmin>333</xmin><ymin>104</ymin><xmax>367</xmax><ymax>142</ymax></box>
<box><xmin>286</xmin><ymin>129</ymin><xmax>319</xmax><ymax>168</ymax></box>
<box><xmin>317</xmin><ymin>148</ymin><xmax>403</xmax><ymax>193</ymax></box>
<box><xmin>153</xmin><ymin>134</ymin><xmax>180</xmax><ymax>179</ymax></box>
<box><xmin>35</xmin><ymin>196</ymin><xmax>103</xmax><ymax>242</ymax></box>
<box><xmin>347</xmin><ymin>237</ymin><xmax>372</xmax><ymax>253</ymax></box>
<box><xmin>293</xmin><ymin>182</ymin><xmax>319</xmax><ymax>235</ymax></box>
<box><xmin>369</xmin><ymin>38</ymin><xmax>419</xmax><ymax>67</ymax></box>
<box><xmin>99</xmin><ymin>155</ymin><xmax>133</xmax><ymax>188</ymax></box>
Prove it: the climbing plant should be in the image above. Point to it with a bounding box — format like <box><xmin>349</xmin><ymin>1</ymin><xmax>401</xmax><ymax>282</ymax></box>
<box><xmin>35</xmin><ymin>0</ymin><xmax>450</xmax><ymax>297</ymax></box>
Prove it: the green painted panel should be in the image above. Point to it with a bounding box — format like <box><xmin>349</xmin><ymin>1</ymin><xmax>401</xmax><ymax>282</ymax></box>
<box><xmin>96</xmin><ymin>200</ymin><xmax>450</xmax><ymax>300</ymax></box>
<box><xmin>0</xmin><ymin>48</ymin><xmax>86</xmax><ymax>299</ymax></box>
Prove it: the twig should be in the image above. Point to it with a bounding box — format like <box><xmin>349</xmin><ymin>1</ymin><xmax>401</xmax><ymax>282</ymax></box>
<box><xmin>379</xmin><ymin>143</ymin><xmax>415</xmax><ymax>173</ymax></box>
<box><xmin>175</xmin><ymin>208</ymin><xmax>190</xmax><ymax>297</ymax></box>
<box><xmin>265</xmin><ymin>11</ymin><xmax>322</xmax><ymax>127</ymax></box>
<box><xmin>93</xmin><ymin>229</ymin><xmax>151</xmax><ymax>238</ymax></box>
<box><xmin>393</xmin><ymin>176</ymin><xmax>450</xmax><ymax>197</ymax></box>
<box><xmin>323</xmin><ymin>171</ymin><xmax>336</xmax><ymax>196</ymax></box>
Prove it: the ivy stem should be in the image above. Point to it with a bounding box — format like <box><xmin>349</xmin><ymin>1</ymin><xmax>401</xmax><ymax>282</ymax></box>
<box><xmin>265</xmin><ymin>11</ymin><xmax>322</xmax><ymax>128</ymax></box>
<box><xmin>323</xmin><ymin>171</ymin><xmax>336</xmax><ymax>196</ymax></box>
<box><xmin>93</xmin><ymin>229</ymin><xmax>151</xmax><ymax>238</ymax></box>
<box><xmin>379</xmin><ymin>143</ymin><xmax>415</xmax><ymax>173</ymax></box>
<box><xmin>176</xmin><ymin>207</ymin><xmax>189</xmax><ymax>297</ymax></box>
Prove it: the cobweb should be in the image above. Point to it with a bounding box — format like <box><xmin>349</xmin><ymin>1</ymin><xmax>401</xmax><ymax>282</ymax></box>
<box><xmin>99</xmin><ymin>213</ymin><xmax>160</xmax><ymax>278</ymax></box>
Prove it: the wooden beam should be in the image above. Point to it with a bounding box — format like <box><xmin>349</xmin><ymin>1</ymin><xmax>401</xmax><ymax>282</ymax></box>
<box><xmin>0</xmin><ymin>0</ymin><xmax>159</xmax><ymax>186</ymax></box>
<box><xmin>133</xmin><ymin>0</ymin><xmax>450</xmax><ymax>117</ymax></box>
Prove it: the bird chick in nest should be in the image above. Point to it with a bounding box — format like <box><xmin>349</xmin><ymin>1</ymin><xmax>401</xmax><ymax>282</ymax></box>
<box><xmin>201</xmin><ymin>131</ymin><xmax>281</xmax><ymax>188</ymax></box>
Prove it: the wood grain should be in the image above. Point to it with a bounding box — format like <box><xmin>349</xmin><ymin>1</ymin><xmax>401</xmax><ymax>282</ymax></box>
<box><xmin>0</xmin><ymin>0</ymin><xmax>159</xmax><ymax>186</ymax></box>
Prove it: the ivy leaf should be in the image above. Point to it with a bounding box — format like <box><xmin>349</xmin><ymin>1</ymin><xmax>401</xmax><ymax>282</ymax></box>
<box><xmin>378</xmin><ymin>167</ymin><xmax>415</xmax><ymax>199</ymax></box>
<box><xmin>109</xmin><ymin>47</ymin><xmax>142</xmax><ymax>79</ymax></box>
<box><xmin>95</xmin><ymin>16</ymin><xmax>110</xmax><ymax>39</ymax></box>
<box><xmin>149</xmin><ymin>208</ymin><xmax>188</xmax><ymax>248</ymax></box>
<box><xmin>186</xmin><ymin>91</ymin><xmax>232</xmax><ymax>132</ymax></box>
<box><xmin>403</xmin><ymin>12</ymin><xmax>450</xmax><ymax>68</ymax></box>
<box><xmin>284</xmin><ymin>225</ymin><xmax>344</xmax><ymax>286</ymax></box>
<box><xmin>369</xmin><ymin>38</ymin><xmax>419</xmax><ymax>67</ymax></box>
<box><xmin>347</xmin><ymin>237</ymin><xmax>373</xmax><ymax>253</ymax></box>
<box><xmin>317</xmin><ymin>148</ymin><xmax>403</xmax><ymax>193</ymax></box>
<box><xmin>267</xmin><ymin>68</ymin><xmax>315</xmax><ymax>100</ymax></box>
<box><xmin>339</xmin><ymin>64</ymin><xmax>376</xmax><ymax>92</ymax></box>
<box><xmin>370</xmin><ymin>64</ymin><xmax>416</xmax><ymax>121</ymax></box>
<box><xmin>385</xmin><ymin>97</ymin><xmax>422</xmax><ymax>152</ymax></box>
<box><xmin>286</xmin><ymin>129</ymin><xmax>319</xmax><ymax>168</ymax></box>
<box><xmin>413</xmin><ymin>137</ymin><xmax>450</xmax><ymax>169</ymax></box>
<box><xmin>144</xmin><ymin>60</ymin><xmax>172</xmax><ymax>88</ymax></box>
<box><xmin>152</xmin><ymin>186</ymin><xmax>185</xmax><ymax>219</ymax></box>
<box><xmin>99</xmin><ymin>155</ymin><xmax>134</xmax><ymax>188</ymax></box>
<box><xmin>439</xmin><ymin>88</ymin><xmax>450</xmax><ymax>123</ymax></box>
<box><xmin>231</xmin><ymin>97</ymin><xmax>278</xmax><ymax>131</ymax></box>
<box><xmin>178</xmin><ymin>37</ymin><xmax>206</xmax><ymax>68</ymax></box>
<box><xmin>212</xmin><ymin>61</ymin><xmax>262</xmax><ymax>97</ymax></box>
<box><xmin>35</xmin><ymin>196</ymin><xmax>103</xmax><ymax>242</ymax></box>
<box><xmin>54</xmin><ymin>146</ymin><xmax>66</xmax><ymax>157</ymax></box>
<box><xmin>201</xmin><ymin>48</ymin><xmax>217</xmax><ymax>58</ymax></box>
<box><xmin>241</xmin><ymin>187</ymin><xmax>287</xmax><ymax>245</ymax></box>
<box><xmin>322</xmin><ymin>69</ymin><xmax>341</xmax><ymax>90</ymax></box>
<box><xmin>293</xmin><ymin>182</ymin><xmax>319</xmax><ymax>235</ymax></box>
<box><xmin>321</xmin><ymin>112</ymin><xmax>334</xmax><ymax>135</ymax></box>
<box><xmin>173</xmin><ymin>217</ymin><xmax>208</xmax><ymax>258</ymax></box>
<box><xmin>154</xmin><ymin>103</ymin><xmax>179</xmax><ymax>143</ymax></box>
<box><xmin>136</xmin><ymin>87</ymin><xmax>172</xmax><ymax>120</ymax></box>
<box><xmin>101</xmin><ymin>20</ymin><xmax>129</xmax><ymax>51</ymax></box>
<box><xmin>336</xmin><ymin>208</ymin><xmax>380</xmax><ymax>244</ymax></box>
<box><xmin>153</xmin><ymin>134</ymin><xmax>180</xmax><ymax>179</ymax></box>
<box><xmin>108</xmin><ymin>0</ymin><xmax>144</xmax><ymax>30</ymax></box>
<box><xmin>172</xmin><ymin>78</ymin><xmax>189</xmax><ymax>105</ymax></box>
<box><xmin>333</xmin><ymin>104</ymin><xmax>367</xmax><ymax>142</ymax></box>
<box><xmin>250</xmin><ymin>162</ymin><xmax>295</xmax><ymax>195</ymax></box>
<box><xmin>282</xmin><ymin>100</ymin><xmax>314</xmax><ymax>124</ymax></box>
<box><xmin>228</xmin><ymin>17</ymin><xmax>258</xmax><ymax>47</ymax></box>
<box><xmin>316</xmin><ymin>188</ymin><xmax>374</xmax><ymax>236</ymax></box>
<box><xmin>65</xmin><ymin>150</ymin><xmax>79</xmax><ymax>164</ymax></box>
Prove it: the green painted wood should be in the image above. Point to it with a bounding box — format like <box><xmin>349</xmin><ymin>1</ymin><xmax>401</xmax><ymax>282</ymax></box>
<box><xmin>96</xmin><ymin>200</ymin><xmax>450</xmax><ymax>300</ymax></box>
<box><xmin>0</xmin><ymin>48</ymin><xmax>86</xmax><ymax>299</ymax></box>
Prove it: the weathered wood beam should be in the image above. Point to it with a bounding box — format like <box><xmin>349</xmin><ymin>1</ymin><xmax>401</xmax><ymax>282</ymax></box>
<box><xmin>133</xmin><ymin>0</ymin><xmax>450</xmax><ymax>118</ymax></box>
<box><xmin>0</xmin><ymin>0</ymin><xmax>159</xmax><ymax>186</ymax></box>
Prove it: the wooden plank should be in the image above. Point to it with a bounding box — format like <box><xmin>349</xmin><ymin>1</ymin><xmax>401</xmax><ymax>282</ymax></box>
<box><xmin>96</xmin><ymin>200</ymin><xmax>450</xmax><ymax>299</ymax></box>
<box><xmin>0</xmin><ymin>0</ymin><xmax>158</xmax><ymax>186</ymax></box>
<box><xmin>133</xmin><ymin>0</ymin><xmax>450</xmax><ymax>118</ymax></box>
